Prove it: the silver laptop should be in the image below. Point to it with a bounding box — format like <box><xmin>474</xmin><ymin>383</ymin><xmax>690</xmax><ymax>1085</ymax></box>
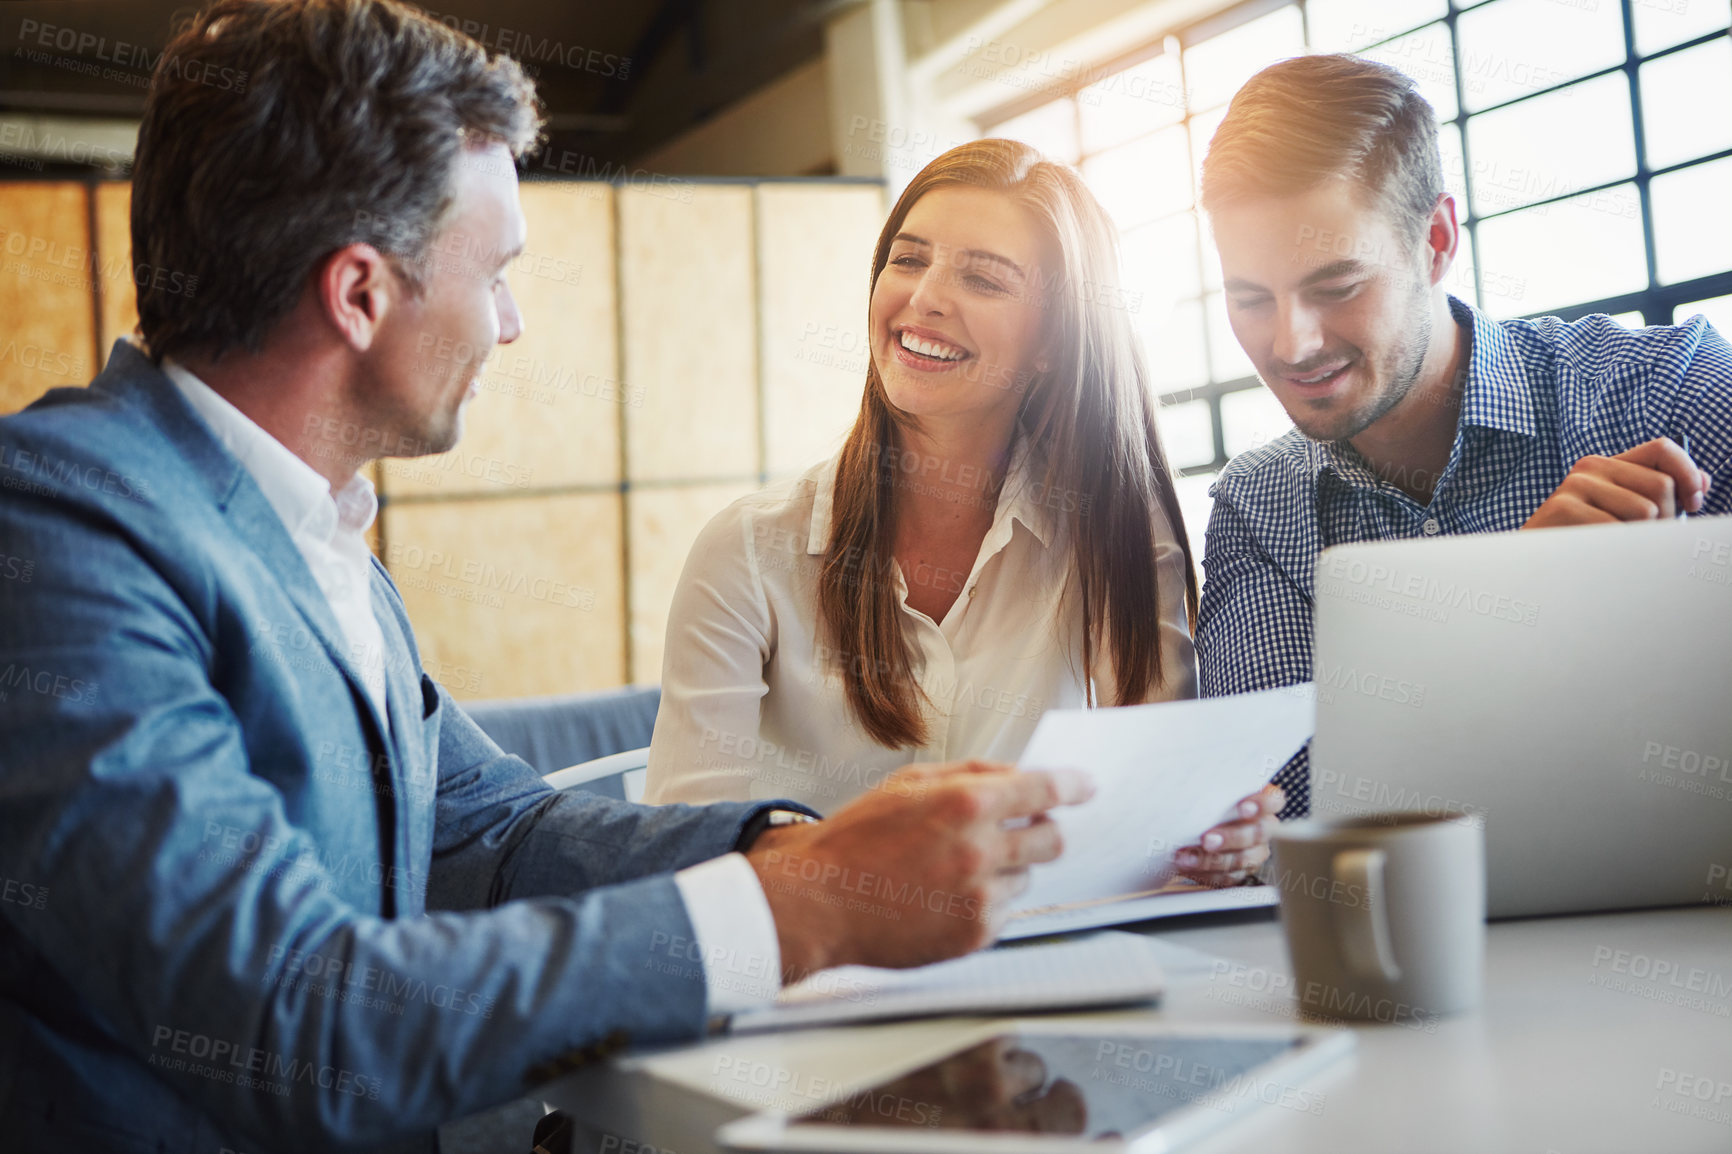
<box><xmin>1309</xmin><ymin>515</ymin><xmax>1732</xmax><ymax>918</ymax></box>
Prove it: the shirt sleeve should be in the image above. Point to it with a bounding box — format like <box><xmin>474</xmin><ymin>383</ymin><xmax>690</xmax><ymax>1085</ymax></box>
<box><xmin>1193</xmin><ymin>485</ymin><xmax>1316</xmax><ymax>818</ymax></box>
<box><xmin>1195</xmin><ymin>489</ymin><xmax>1315</xmax><ymax>697</ymax></box>
<box><xmin>673</xmin><ymin>853</ymin><xmax>783</xmax><ymax>1014</ymax></box>
<box><xmin>644</xmin><ymin>500</ymin><xmax>778</xmax><ymax>806</ymax></box>
<box><xmin>1658</xmin><ymin>315</ymin><xmax>1732</xmax><ymax>517</ymax></box>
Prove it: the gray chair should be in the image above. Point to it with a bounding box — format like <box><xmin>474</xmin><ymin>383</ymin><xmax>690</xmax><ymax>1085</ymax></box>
<box><xmin>463</xmin><ymin>684</ymin><xmax>659</xmax><ymax>779</ymax></box>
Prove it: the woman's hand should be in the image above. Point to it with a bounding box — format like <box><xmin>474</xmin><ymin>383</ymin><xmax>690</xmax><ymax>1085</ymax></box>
<box><xmin>1173</xmin><ymin>785</ymin><xmax>1285</xmax><ymax>887</ymax></box>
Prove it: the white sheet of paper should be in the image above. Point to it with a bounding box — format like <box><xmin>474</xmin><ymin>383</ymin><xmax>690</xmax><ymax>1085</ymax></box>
<box><xmin>1008</xmin><ymin>684</ymin><xmax>1315</xmax><ymax>917</ymax></box>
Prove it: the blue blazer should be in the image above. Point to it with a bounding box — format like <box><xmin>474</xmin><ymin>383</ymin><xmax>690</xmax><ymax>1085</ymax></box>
<box><xmin>0</xmin><ymin>343</ymin><xmax>781</xmax><ymax>1152</ymax></box>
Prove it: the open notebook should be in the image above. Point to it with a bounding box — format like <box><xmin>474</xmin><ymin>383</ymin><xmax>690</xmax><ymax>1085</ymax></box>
<box><xmin>725</xmin><ymin>932</ymin><xmax>1169</xmax><ymax>1035</ymax></box>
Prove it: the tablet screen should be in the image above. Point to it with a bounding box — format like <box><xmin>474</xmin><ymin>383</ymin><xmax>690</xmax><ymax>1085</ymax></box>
<box><xmin>789</xmin><ymin>1033</ymin><xmax>1314</xmax><ymax>1139</ymax></box>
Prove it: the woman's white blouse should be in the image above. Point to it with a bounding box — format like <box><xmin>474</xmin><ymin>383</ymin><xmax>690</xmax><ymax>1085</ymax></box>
<box><xmin>644</xmin><ymin>439</ymin><xmax>1198</xmax><ymax>813</ymax></box>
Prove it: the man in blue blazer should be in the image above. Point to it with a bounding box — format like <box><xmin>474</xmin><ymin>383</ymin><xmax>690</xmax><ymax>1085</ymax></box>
<box><xmin>0</xmin><ymin>3</ymin><xmax>1089</xmax><ymax>1151</ymax></box>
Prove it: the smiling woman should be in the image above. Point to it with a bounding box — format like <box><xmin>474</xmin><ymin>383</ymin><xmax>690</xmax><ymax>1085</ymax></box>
<box><xmin>642</xmin><ymin>139</ymin><xmax>1286</xmax><ymax>876</ymax></box>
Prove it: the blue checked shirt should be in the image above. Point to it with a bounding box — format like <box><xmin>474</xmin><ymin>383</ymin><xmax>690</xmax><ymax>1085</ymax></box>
<box><xmin>1197</xmin><ymin>297</ymin><xmax>1732</xmax><ymax>817</ymax></box>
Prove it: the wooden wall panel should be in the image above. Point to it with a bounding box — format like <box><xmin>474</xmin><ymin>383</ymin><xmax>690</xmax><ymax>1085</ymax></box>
<box><xmin>93</xmin><ymin>181</ymin><xmax>136</xmax><ymax>360</ymax></box>
<box><xmin>627</xmin><ymin>481</ymin><xmax>758</xmax><ymax>684</ymax></box>
<box><xmin>383</xmin><ymin>493</ymin><xmax>625</xmax><ymax>700</ymax></box>
<box><xmin>4</xmin><ymin>177</ymin><xmax>888</xmax><ymax>700</ymax></box>
<box><xmin>383</xmin><ymin>182</ymin><xmax>619</xmax><ymax>499</ymax></box>
<box><xmin>620</xmin><ymin>185</ymin><xmax>759</xmax><ymax>481</ymax></box>
<box><xmin>756</xmin><ymin>184</ymin><xmax>884</xmax><ymax>477</ymax></box>
<box><xmin>0</xmin><ymin>183</ymin><xmax>95</xmax><ymax>413</ymax></box>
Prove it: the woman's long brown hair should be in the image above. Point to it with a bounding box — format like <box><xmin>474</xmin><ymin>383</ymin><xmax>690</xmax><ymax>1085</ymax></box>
<box><xmin>819</xmin><ymin>138</ymin><xmax>1199</xmax><ymax>749</ymax></box>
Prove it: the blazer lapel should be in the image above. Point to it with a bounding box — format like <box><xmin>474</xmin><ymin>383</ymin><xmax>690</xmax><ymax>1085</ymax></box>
<box><xmin>97</xmin><ymin>343</ymin><xmax>404</xmax><ymax>916</ymax></box>
<box><xmin>227</xmin><ymin>479</ymin><xmax>393</xmax><ymax>734</ymax></box>
<box><xmin>374</xmin><ymin>574</ymin><xmax>433</xmax><ymax>907</ymax></box>
<box><xmin>102</xmin><ymin>345</ymin><xmax>392</xmax><ymax>742</ymax></box>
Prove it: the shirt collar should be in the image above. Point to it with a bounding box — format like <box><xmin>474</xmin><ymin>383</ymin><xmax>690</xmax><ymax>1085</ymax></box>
<box><xmin>161</xmin><ymin>358</ymin><xmax>376</xmax><ymax>543</ymax></box>
<box><xmin>994</xmin><ymin>434</ymin><xmax>1058</xmax><ymax>548</ymax></box>
<box><xmin>806</xmin><ymin>432</ymin><xmax>1056</xmax><ymax>555</ymax></box>
<box><xmin>1451</xmin><ymin>294</ymin><xmax>1538</xmax><ymax>437</ymax></box>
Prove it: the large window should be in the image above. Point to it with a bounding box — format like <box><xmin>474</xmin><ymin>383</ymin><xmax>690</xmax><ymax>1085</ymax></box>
<box><xmin>986</xmin><ymin>0</ymin><xmax>1732</xmax><ymax>548</ymax></box>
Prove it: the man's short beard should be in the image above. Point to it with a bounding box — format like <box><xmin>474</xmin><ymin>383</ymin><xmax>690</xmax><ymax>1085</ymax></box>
<box><xmin>363</xmin><ymin>386</ymin><xmax>464</xmax><ymax>462</ymax></box>
<box><xmin>414</xmin><ymin>410</ymin><xmax>463</xmax><ymax>457</ymax></box>
<box><xmin>1290</xmin><ymin>276</ymin><xmax>1433</xmax><ymax>445</ymax></box>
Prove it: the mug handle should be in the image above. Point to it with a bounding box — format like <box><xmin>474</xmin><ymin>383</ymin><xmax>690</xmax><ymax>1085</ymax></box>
<box><xmin>1334</xmin><ymin>848</ymin><xmax>1402</xmax><ymax>982</ymax></box>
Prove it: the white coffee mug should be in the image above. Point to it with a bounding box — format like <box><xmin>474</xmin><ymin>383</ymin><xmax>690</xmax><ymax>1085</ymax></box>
<box><xmin>1270</xmin><ymin>811</ymin><xmax>1485</xmax><ymax>1022</ymax></box>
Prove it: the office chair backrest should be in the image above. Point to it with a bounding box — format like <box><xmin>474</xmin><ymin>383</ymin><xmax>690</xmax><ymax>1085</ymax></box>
<box><xmin>543</xmin><ymin>747</ymin><xmax>649</xmax><ymax>804</ymax></box>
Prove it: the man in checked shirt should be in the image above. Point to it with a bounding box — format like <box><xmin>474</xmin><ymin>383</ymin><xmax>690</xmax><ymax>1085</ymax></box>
<box><xmin>1183</xmin><ymin>53</ymin><xmax>1731</xmax><ymax>828</ymax></box>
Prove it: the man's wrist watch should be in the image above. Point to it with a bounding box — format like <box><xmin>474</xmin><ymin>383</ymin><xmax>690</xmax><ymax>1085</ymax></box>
<box><xmin>738</xmin><ymin>808</ymin><xmax>818</xmax><ymax>851</ymax></box>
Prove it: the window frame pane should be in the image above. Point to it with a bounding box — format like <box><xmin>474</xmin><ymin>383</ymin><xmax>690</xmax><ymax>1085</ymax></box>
<box><xmin>973</xmin><ymin>0</ymin><xmax>1732</xmax><ymax>476</ymax></box>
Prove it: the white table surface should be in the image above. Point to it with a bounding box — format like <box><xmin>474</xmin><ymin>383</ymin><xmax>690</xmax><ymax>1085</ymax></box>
<box><xmin>543</xmin><ymin>904</ymin><xmax>1732</xmax><ymax>1154</ymax></box>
